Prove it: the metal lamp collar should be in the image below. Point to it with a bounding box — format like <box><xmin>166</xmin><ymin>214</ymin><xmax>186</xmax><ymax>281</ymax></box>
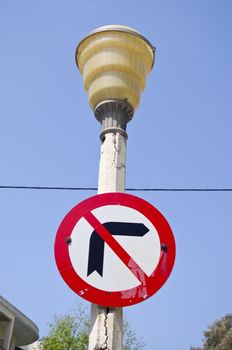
<box><xmin>94</xmin><ymin>100</ymin><xmax>134</xmax><ymax>142</ymax></box>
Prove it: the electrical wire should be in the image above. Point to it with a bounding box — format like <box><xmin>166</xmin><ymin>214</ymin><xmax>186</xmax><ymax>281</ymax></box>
<box><xmin>0</xmin><ymin>185</ymin><xmax>232</xmax><ymax>192</ymax></box>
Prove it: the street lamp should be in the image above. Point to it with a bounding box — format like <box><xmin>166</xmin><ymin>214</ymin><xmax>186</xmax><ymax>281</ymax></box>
<box><xmin>75</xmin><ymin>25</ymin><xmax>155</xmax><ymax>350</ymax></box>
<box><xmin>76</xmin><ymin>25</ymin><xmax>155</xmax><ymax>140</ymax></box>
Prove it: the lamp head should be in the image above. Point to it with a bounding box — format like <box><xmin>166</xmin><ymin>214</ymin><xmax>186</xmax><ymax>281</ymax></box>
<box><xmin>76</xmin><ymin>25</ymin><xmax>155</xmax><ymax>112</ymax></box>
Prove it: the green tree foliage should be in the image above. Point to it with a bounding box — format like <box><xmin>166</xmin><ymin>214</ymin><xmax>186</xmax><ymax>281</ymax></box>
<box><xmin>123</xmin><ymin>318</ymin><xmax>145</xmax><ymax>350</ymax></box>
<box><xmin>191</xmin><ymin>314</ymin><xmax>232</xmax><ymax>350</ymax></box>
<box><xmin>39</xmin><ymin>306</ymin><xmax>89</xmax><ymax>350</ymax></box>
<box><xmin>39</xmin><ymin>305</ymin><xmax>145</xmax><ymax>350</ymax></box>
<box><xmin>203</xmin><ymin>314</ymin><xmax>232</xmax><ymax>350</ymax></box>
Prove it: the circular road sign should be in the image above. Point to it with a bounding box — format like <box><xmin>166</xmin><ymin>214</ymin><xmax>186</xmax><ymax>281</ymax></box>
<box><xmin>54</xmin><ymin>192</ymin><xmax>176</xmax><ymax>307</ymax></box>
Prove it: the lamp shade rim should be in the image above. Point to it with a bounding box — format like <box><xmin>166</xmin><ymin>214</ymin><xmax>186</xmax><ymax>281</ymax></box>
<box><xmin>75</xmin><ymin>25</ymin><xmax>155</xmax><ymax>70</ymax></box>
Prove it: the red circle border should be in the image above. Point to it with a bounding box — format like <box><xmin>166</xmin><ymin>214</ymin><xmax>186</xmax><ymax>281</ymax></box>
<box><xmin>54</xmin><ymin>193</ymin><xmax>176</xmax><ymax>307</ymax></box>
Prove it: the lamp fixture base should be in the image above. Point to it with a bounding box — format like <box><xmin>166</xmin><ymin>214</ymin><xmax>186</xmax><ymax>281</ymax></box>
<box><xmin>94</xmin><ymin>100</ymin><xmax>134</xmax><ymax>142</ymax></box>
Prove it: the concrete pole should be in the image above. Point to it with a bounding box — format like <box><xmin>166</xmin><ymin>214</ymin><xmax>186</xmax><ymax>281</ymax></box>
<box><xmin>88</xmin><ymin>100</ymin><xmax>133</xmax><ymax>350</ymax></box>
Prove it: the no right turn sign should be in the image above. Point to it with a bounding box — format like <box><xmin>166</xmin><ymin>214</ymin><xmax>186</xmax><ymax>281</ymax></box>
<box><xmin>55</xmin><ymin>192</ymin><xmax>176</xmax><ymax>307</ymax></box>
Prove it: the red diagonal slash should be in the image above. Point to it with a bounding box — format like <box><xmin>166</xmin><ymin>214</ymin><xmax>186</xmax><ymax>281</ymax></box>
<box><xmin>84</xmin><ymin>211</ymin><xmax>149</xmax><ymax>284</ymax></box>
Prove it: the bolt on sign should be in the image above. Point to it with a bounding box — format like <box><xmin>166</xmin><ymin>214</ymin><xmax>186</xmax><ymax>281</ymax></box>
<box><xmin>54</xmin><ymin>192</ymin><xmax>176</xmax><ymax>307</ymax></box>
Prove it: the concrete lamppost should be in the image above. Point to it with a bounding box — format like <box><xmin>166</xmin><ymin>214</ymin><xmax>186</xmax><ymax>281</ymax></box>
<box><xmin>76</xmin><ymin>25</ymin><xmax>155</xmax><ymax>350</ymax></box>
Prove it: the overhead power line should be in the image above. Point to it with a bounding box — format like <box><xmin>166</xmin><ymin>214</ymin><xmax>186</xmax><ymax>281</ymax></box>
<box><xmin>0</xmin><ymin>185</ymin><xmax>232</xmax><ymax>192</ymax></box>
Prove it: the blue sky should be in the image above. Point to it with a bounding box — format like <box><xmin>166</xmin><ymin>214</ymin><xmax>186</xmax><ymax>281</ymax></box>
<box><xmin>0</xmin><ymin>1</ymin><xmax>232</xmax><ymax>349</ymax></box>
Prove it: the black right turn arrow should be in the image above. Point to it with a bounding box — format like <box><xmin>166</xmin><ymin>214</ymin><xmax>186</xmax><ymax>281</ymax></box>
<box><xmin>87</xmin><ymin>222</ymin><xmax>149</xmax><ymax>277</ymax></box>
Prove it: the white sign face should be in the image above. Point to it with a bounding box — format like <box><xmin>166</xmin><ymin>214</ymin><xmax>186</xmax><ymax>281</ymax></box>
<box><xmin>69</xmin><ymin>205</ymin><xmax>161</xmax><ymax>292</ymax></box>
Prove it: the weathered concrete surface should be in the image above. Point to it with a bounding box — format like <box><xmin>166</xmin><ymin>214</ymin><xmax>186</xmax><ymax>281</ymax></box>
<box><xmin>88</xmin><ymin>132</ymin><xmax>126</xmax><ymax>350</ymax></box>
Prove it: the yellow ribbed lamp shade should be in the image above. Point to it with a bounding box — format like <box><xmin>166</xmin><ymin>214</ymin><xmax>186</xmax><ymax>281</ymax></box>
<box><xmin>76</xmin><ymin>25</ymin><xmax>155</xmax><ymax>111</ymax></box>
